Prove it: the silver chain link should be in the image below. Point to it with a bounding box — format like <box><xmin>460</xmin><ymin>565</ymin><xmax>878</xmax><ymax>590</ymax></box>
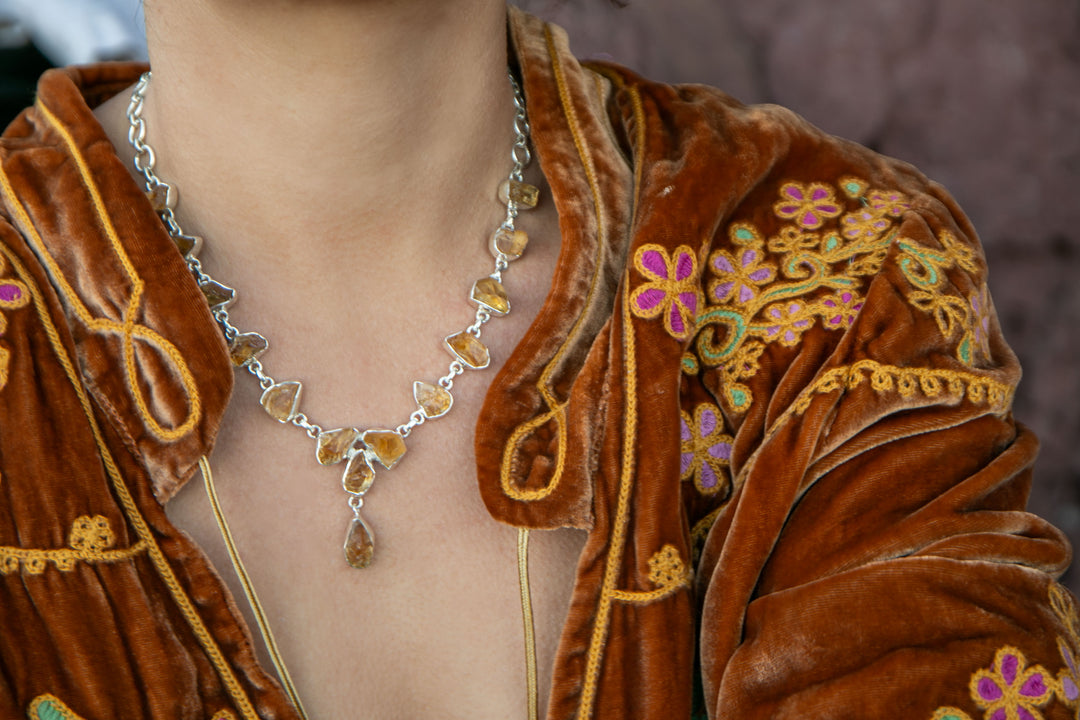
<box><xmin>126</xmin><ymin>69</ymin><xmax>532</xmax><ymax>448</ymax></box>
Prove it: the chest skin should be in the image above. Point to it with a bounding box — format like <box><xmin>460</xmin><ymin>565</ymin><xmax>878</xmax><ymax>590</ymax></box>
<box><xmin>163</xmin><ymin>174</ymin><xmax>588</xmax><ymax>720</ymax></box>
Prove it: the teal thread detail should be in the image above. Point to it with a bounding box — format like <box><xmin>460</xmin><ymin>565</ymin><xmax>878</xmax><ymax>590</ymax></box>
<box><xmin>734</xmin><ymin>227</ymin><xmax>755</xmax><ymax>242</ymax></box>
<box><xmin>730</xmin><ymin>388</ymin><xmax>748</xmax><ymax>408</ymax></box>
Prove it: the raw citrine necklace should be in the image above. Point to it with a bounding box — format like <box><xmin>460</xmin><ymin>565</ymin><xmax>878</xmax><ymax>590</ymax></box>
<box><xmin>125</xmin><ymin>69</ymin><xmax>539</xmax><ymax>569</ymax></box>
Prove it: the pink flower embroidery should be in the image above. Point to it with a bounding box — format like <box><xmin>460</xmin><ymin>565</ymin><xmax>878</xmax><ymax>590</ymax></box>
<box><xmin>774</xmin><ymin>182</ymin><xmax>843</xmax><ymax>230</ymax></box>
<box><xmin>679</xmin><ymin>404</ymin><xmax>733</xmax><ymax>496</ymax></box>
<box><xmin>971</xmin><ymin>647</ymin><xmax>1053</xmax><ymax>720</ymax></box>
<box><xmin>709</xmin><ymin>247</ymin><xmax>776</xmax><ymax>305</ymax></box>
<box><xmin>821</xmin><ymin>291</ymin><xmax>864</xmax><ymax>329</ymax></box>
<box><xmin>631</xmin><ymin>244</ymin><xmax>702</xmax><ymax>341</ymax></box>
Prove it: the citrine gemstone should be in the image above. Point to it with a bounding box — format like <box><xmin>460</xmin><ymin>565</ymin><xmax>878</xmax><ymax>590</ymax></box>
<box><xmin>362</xmin><ymin>429</ymin><xmax>407</xmax><ymax>469</ymax></box>
<box><xmin>173</xmin><ymin>234</ymin><xmax>202</xmax><ymax>258</ymax></box>
<box><xmin>490</xmin><ymin>228</ymin><xmax>528</xmax><ymax>261</ymax></box>
<box><xmin>414</xmin><ymin>381</ymin><xmax>453</xmax><ymax>418</ymax></box>
<box><xmin>228</xmin><ymin>332</ymin><xmax>268</xmax><ymax>367</ymax></box>
<box><xmin>445</xmin><ymin>331</ymin><xmax>490</xmax><ymax>369</ymax></box>
<box><xmin>317</xmin><ymin>427</ymin><xmax>360</xmax><ymax>466</ymax></box>
<box><xmin>498</xmin><ymin>179</ymin><xmax>540</xmax><ymax>209</ymax></box>
<box><xmin>471</xmin><ymin>277</ymin><xmax>510</xmax><ymax>315</ymax></box>
<box><xmin>342</xmin><ymin>452</ymin><xmax>375</xmax><ymax>494</ymax></box>
<box><xmin>200</xmin><ymin>280</ymin><xmax>235</xmax><ymax>309</ymax></box>
<box><xmin>146</xmin><ymin>184</ymin><xmax>176</xmax><ymax>211</ymax></box>
<box><xmin>344</xmin><ymin>516</ymin><xmax>375</xmax><ymax>569</ymax></box>
<box><xmin>260</xmin><ymin>381</ymin><xmax>302</xmax><ymax>422</ymax></box>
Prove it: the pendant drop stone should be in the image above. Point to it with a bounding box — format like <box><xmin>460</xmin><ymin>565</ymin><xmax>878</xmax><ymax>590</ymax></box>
<box><xmin>344</xmin><ymin>516</ymin><xmax>375</xmax><ymax>569</ymax></box>
<box><xmin>317</xmin><ymin>427</ymin><xmax>360</xmax><ymax>466</ymax></box>
<box><xmin>200</xmin><ymin>280</ymin><xmax>235</xmax><ymax>310</ymax></box>
<box><xmin>342</xmin><ymin>452</ymin><xmax>376</xmax><ymax>494</ymax></box>
<box><xmin>445</xmin><ymin>331</ymin><xmax>490</xmax><ymax>369</ymax></box>
<box><xmin>471</xmin><ymin>277</ymin><xmax>510</xmax><ymax>315</ymax></box>
<box><xmin>414</xmin><ymin>381</ymin><xmax>453</xmax><ymax>418</ymax></box>
<box><xmin>260</xmin><ymin>381</ymin><xmax>302</xmax><ymax>422</ymax></box>
<box><xmin>498</xmin><ymin>179</ymin><xmax>540</xmax><ymax>209</ymax></box>
<box><xmin>228</xmin><ymin>332</ymin><xmax>268</xmax><ymax>367</ymax></box>
<box><xmin>362</xmin><ymin>430</ymin><xmax>407</xmax><ymax>469</ymax></box>
<box><xmin>490</xmin><ymin>228</ymin><xmax>528</xmax><ymax>261</ymax></box>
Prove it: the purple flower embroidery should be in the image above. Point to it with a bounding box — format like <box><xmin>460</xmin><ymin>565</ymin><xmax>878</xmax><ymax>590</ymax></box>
<box><xmin>709</xmin><ymin>247</ymin><xmax>776</xmax><ymax>305</ymax></box>
<box><xmin>821</xmin><ymin>291</ymin><xmax>864</xmax><ymax>329</ymax></box>
<box><xmin>1057</xmin><ymin>638</ymin><xmax>1080</xmax><ymax>706</ymax></box>
<box><xmin>762</xmin><ymin>301</ymin><xmax>813</xmax><ymax>347</ymax></box>
<box><xmin>867</xmin><ymin>189</ymin><xmax>909</xmax><ymax>217</ymax></box>
<box><xmin>971</xmin><ymin>647</ymin><xmax>1053</xmax><ymax>720</ymax></box>
<box><xmin>970</xmin><ymin>285</ymin><xmax>992</xmax><ymax>357</ymax></box>
<box><xmin>774</xmin><ymin>182</ymin><xmax>843</xmax><ymax>230</ymax></box>
<box><xmin>679</xmin><ymin>404</ymin><xmax>733</xmax><ymax>496</ymax></box>
<box><xmin>841</xmin><ymin>208</ymin><xmax>892</xmax><ymax>241</ymax></box>
<box><xmin>631</xmin><ymin>244</ymin><xmax>703</xmax><ymax>341</ymax></box>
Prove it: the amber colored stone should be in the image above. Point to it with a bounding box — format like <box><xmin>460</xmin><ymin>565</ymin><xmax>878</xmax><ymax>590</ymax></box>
<box><xmin>341</xmin><ymin>452</ymin><xmax>375</xmax><ymax>494</ymax></box>
<box><xmin>317</xmin><ymin>427</ymin><xmax>360</xmax><ymax>466</ymax></box>
<box><xmin>471</xmin><ymin>277</ymin><xmax>510</xmax><ymax>315</ymax></box>
<box><xmin>228</xmin><ymin>332</ymin><xmax>268</xmax><ymax>367</ymax></box>
<box><xmin>200</xmin><ymin>280</ymin><xmax>235</xmax><ymax>309</ymax></box>
<box><xmin>498</xmin><ymin>179</ymin><xmax>540</xmax><ymax>209</ymax></box>
<box><xmin>414</xmin><ymin>381</ymin><xmax>453</xmax><ymax>418</ymax></box>
<box><xmin>490</xmin><ymin>228</ymin><xmax>529</xmax><ymax>261</ymax></box>
<box><xmin>362</xmin><ymin>429</ymin><xmax>407</xmax><ymax>469</ymax></box>
<box><xmin>344</xmin><ymin>516</ymin><xmax>375</xmax><ymax>569</ymax></box>
<box><xmin>445</xmin><ymin>331</ymin><xmax>490</xmax><ymax>369</ymax></box>
<box><xmin>173</xmin><ymin>234</ymin><xmax>202</xmax><ymax>258</ymax></box>
<box><xmin>260</xmin><ymin>381</ymin><xmax>302</xmax><ymax>422</ymax></box>
<box><xmin>146</xmin><ymin>184</ymin><xmax>176</xmax><ymax>212</ymax></box>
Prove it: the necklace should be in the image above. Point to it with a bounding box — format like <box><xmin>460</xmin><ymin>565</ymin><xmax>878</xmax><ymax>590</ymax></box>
<box><xmin>125</xmin><ymin>70</ymin><xmax>539</xmax><ymax>569</ymax></box>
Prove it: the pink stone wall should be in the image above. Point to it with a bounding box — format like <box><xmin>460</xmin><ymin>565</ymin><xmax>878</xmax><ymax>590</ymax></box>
<box><xmin>517</xmin><ymin>0</ymin><xmax>1080</xmax><ymax>591</ymax></box>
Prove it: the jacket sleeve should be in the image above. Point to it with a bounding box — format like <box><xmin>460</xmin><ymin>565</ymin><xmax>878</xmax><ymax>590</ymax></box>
<box><xmin>683</xmin><ymin>163</ymin><xmax>1076</xmax><ymax>718</ymax></box>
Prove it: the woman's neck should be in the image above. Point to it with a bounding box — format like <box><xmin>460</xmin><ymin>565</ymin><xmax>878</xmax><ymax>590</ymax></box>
<box><xmin>126</xmin><ymin>0</ymin><xmax>513</xmax><ymax>262</ymax></box>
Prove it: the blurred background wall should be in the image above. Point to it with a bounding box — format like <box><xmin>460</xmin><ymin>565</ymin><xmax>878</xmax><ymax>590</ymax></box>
<box><xmin>1</xmin><ymin>1</ymin><xmax>1077</xmax><ymax>591</ymax></box>
<box><xmin>518</xmin><ymin>0</ymin><xmax>1080</xmax><ymax>593</ymax></box>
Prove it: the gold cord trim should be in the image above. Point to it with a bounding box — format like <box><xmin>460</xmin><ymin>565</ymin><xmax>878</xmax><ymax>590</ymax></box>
<box><xmin>609</xmin><ymin>545</ymin><xmax>691</xmax><ymax>605</ymax></box>
<box><xmin>518</xmin><ymin>528</ymin><xmax>540</xmax><ymax>720</ymax></box>
<box><xmin>0</xmin><ymin>515</ymin><xmax>146</xmax><ymax>574</ymax></box>
<box><xmin>199</xmin><ymin>456</ymin><xmax>310</xmax><ymax>720</ymax></box>
<box><xmin>0</xmin><ymin>228</ymin><xmax>258</xmax><ymax>720</ymax></box>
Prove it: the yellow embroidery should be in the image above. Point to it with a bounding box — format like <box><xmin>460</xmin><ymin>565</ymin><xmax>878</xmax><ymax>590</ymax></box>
<box><xmin>610</xmin><ymin>544</ymin><xmax>692</xmax><ymax>604</ymax></box>
<box><xmin>211</xmin><ymin>712</ymin><xmax>238</xmax><ymax>720</ymax></box>
<box><xmin>0</xmin><ymin>244</ymin><xmax>260</xmax><ymax>720</ymax></box>
<box><xmin>930</xmin><ymin>708</ymin><xmax>974</xmax><ymax>720</ymax></box>
<box><xmin>679</xmin><ymin>404</ymin><xmax>733</xmax><ymax>497</ymax></box>
<box><xmin>27</xmin><ymin>695</ymin><xmax>238</xmax><ymax>720</ymax></box>
<box><xmin>0</xmin><ymin>251</ymin><xmax>31</xmax><ymax>390</ymax></box>
<box><xmin>785</xmin><ymin>360</ymin><xmax>1013</xmax><ymax>419</ymax></box>
<box><xmin>0</xmin><ymin>103</ymin><xmax>201</xmax><ymax>442</ymax></box>
<box><xmin>968</xmin><ymin>646</ymin><xmax>1053</xmax><ymax>719</ymax></box>
<box><xmin>0</xmin><ymin>515</ymin><xmax>146</xmax><ymax>574</ymax></box>
<box><xmin>1049</xmin><ymin>584</ymin><xmax>1080</xmax><ymax>712</ymax></box>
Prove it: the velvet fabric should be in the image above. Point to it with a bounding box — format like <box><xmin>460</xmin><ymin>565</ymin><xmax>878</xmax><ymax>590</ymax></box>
<box><xmin>0</xmin><ymin>8</ymin><xmax>1074</xmax><ymax>719</ymax></box>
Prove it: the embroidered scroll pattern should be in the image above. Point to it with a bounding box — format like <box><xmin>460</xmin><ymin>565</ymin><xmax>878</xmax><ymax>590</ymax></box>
<box><xmin>0</xmin><ymin>515</ymin><xmax>146</xmax><ymax>574</ymax></box>
<box><xmin>27</xmin><ymin>695</ymin><xmax>237</xmax><ymax>720</ymax></box>
<box><xmin>610</xmin><ymin>544</ymin><xmax>692</xmax><ymax>604</ymax></box>
<box><xmin>929</xmin><ymin>585</ymin><xmax>1080</xmax><ymax>720</ymax></box>
<box><xmin>0</xmin><ymin>251</ymin><xmax>31</xmax><ymax>390</ymax></box>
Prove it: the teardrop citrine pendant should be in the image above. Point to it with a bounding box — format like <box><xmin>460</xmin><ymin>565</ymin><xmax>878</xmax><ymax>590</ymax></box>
<box><xmin>344</xmin><ymin>516</ymin><xmax>375</xmax><ymax>569</ymax></box>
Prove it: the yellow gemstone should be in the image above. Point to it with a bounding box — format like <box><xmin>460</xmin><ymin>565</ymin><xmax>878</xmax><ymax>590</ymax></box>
<box><xmin>260</xmin><ymin>381</ymin><xmax>302</xmax><ymax>422</ymax></box>
<box><xmin>317</xmin><ymin>427</ymin><xmax>360</xmax><ymax>466</ymax></box>
<box><xmin>146</xmin><ymin>184</ymin><xmax>176</xmax><ymax>211</ymax></box>
<box><xmin>471</xmin><ymin>277</ymin><xmax>510</xmax><ymax>315</ymax></box>
<box><xmin>173</xmin><ymin>233</ymin><xmax>202</xmax><ymax>258</ymax></box>
<box><xmin>344</xmin><ymin>516</ymin><xmax>375</xmax><ymax>569</ymax></box>
<box><xmin>499</xmin><ymin>179</ymin><xmax>540</xmax><ymax>209</ymax></box>
<box><xmin>445</xmin><ymin>331</ymin><xmax>490</xmax><ymax>369</ymax></box>
<box><xmin>414</xmin><ymin>381</ymin><xmax>453</xmax><ymax>418</ymax></box>
<box><xmin>228</xmin><ymin>332</ymin><xmax>268</xmax><ymax>367</ymax></box>
<box><xmin>342</xmin><ymin>452</ymin><xmax>375</xmax><ymax>494</ymax></box>
<box><xmin>362</xmin><ymin>429</ymin><xmax>407</xmax><ymax>469</ymax></box>
<box><xmin>490</xmin><ymin>228</ymin><xmax>529</xmax><ymax>261</ymax></box>
<box><xmin>200</xmin><ymin>280</ymin><xmax>235</xmax><ymax>309</ymax></box>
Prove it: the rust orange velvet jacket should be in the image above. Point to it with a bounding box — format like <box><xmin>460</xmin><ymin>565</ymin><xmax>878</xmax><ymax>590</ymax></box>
<box><xmin>0</xmin><ymin>9</ymin><xmax>1076</xmax><ymax>720</ymax></box>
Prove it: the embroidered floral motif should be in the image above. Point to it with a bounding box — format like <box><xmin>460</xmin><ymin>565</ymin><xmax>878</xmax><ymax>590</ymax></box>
<box><xmin>0</xmin><ymin>515</ymin><xmax>146</xmax><ymax>574</ymax></box>
<box><xmin>709</xmin><ymin>224</ymin><xmax>777</xmax><ymax>305</ymax></box>
<box><xmin>774</xmin><ymin>182</ymin><xmax>843</xmax><ymax>229</ymax></box>
<box><xmin>0</xmin><ymin>253</ymin><xmax>31</xmax><ymax>391</ymax></box>
<box><xmin>970</xmin><ymin>646</ymin><xmax>1053</xmax><ymax>720</ymax></box>
<box><xmin>821</xmin><ymin>291</ymin><xmax>865</xmax><ymax>329</ymax></box>
<box><xmin>1050</xmin><ymin>584</ymin><xmax>1080</xmax><ymax>714</ymax></box>
<box><xmin>680</xmin><ymin>404</ymin><xmax>734</xmax><ymax>496</ymax></box>
<box><xmin>28</xmin><ymin>695</ymin><xmax>86</xmax><ymax>720</ymax></box>
<box><xmin>761</xmin><ymin>300</ymin><xmax>814</xmax><ymax>346</ymax></box>
<box><xmin>960</xmin><ymin>284</ymin><xmax>993</xmax><ymax>365</ymax></box>
<box><xmin>646</xmin><ymin>544</ymin><xmax>691</xmax><ymax>590</ymax></box>
<box><xmin>630</xmin><ymin>244</ymin><xmax>702</xmax><ymax>340</ymax></box>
